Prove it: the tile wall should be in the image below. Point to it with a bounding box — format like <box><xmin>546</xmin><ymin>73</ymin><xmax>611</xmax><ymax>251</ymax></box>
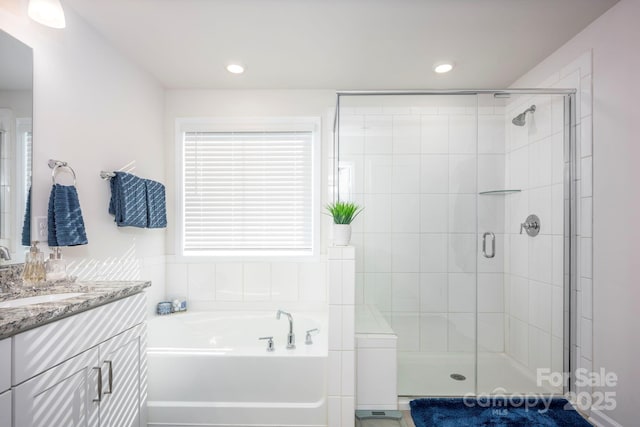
<box><xmin>339</xmin><ymin>95</ymin><xmax>507</xmax><ymax>355</ymax></box>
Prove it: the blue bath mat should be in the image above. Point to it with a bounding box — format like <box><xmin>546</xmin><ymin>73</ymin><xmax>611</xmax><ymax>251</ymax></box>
<box><xmin>410</xmin><ymin>397</ymin><xmax>591</xmax><ymax>427</ymax></box>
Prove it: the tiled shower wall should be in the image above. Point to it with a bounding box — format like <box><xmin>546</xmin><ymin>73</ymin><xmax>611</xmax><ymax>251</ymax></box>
<box><xmin>503</xmin><ymin>94</ymin><xmax>566</xmax><ymax>379</ymax></box>
<box><xmin>340</xmin><ymin>96</ymin><xmax>507</xmax><ymax>354</ymax></box>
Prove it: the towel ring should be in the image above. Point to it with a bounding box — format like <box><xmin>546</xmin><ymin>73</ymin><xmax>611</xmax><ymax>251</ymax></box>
<box><xmin>49</xmin><ymin>160</ymin><xmax>77</xmax><ymax>186</ymax></box>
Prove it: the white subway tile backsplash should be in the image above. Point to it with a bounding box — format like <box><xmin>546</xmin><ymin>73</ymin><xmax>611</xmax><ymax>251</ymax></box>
<box><xmin>509</xmin><ymin>317</ymin><xmax>529</xmax><ymax>365</ymax></box>
<box><xmin>363</xmin><ymin>194</ymin><xmax>392</xmax><ymax>233</ymax></box>
<box><xmin>342</xmin><ymin>260</ymin><xmax>356</xmax><ymax>305</ymax></box>
<box><xmin>187</xmin><ymin>263</ymin><xmax>215</xmax><ymax>301</ymax></box>
<box><xmin>166</xmin><ymin>263</ymin><xmax>188</xmax><ymax>298</ymax></box>
<box><xmin>580</xmin><ymin>198</ymin><xmax>592</xmax><ymax>237</ymax></box>
<box><xmin>529</xmin><ymin>235</ymin><xmax>552</xmax><ymax>284</ymax></box>
<box><xmin>509</xmin><ymin>275</ymin><xmax>529</xmax><ymax>322</ymax></box>
<box><xmin>551</xmin><ymin>285</ymin><xmax>563</xmax><ymax>338</ymax></box>
<box><xmin>341</xmin><ymin>396</ymin><xmax>355</xmax><ymax>427</ymax></box>
<box><xmin>328</xmin><ymin>305</ymin><xmax>343</xmax><ymax>351</ymax></box>
<box><xmin>581</xmin><ymin>278</ymin><xmax>592</xmax><ymax>320</ymax></box>
<box><xmin>580</xmin><ymin>318</ymin><xmax>593</xmax><ymax>361</ymax></box>
<box><xmin>528</xmin><ymin>137</ymin><xmax>552</xmax><ymax>188</ymax></box>
<box><xmin>214</xmin><ymin>263</ymin><xmax>243</xmax><ymax>301</ymax></box>
<box><xmin>299</xmin><ymin>262</ymin><xmax>327</xmax><ymax>302</ymax></box>
<box><xmin>420</xmin><ymin>195</ymin><xmax>448</xmax><ymax>232</ymax></box>
<box><xmin>271</xmin><ymin>263</ymin><xmax>299</xmax><ymax>302</ymax></box>
<box><xmin>243</xmin><ymin>263</ymin><xmax>271</xmax><ymax>301</ymax></box>
<box><xmin>580</xmin><ymin>238</ymin><xmax>592</xmax><ymax>279</ymax></box>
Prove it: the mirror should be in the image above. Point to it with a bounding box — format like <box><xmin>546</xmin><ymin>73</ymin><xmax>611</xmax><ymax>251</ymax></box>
<box><xmin>0</xmin><ymin>29</ymin><xmax>33</xmax><ymax>264</ymax></box>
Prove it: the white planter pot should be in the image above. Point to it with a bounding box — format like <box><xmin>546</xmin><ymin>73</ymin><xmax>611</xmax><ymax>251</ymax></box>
<box><xmin>332</xmin><ymin>224</ymin><xmax>352</xmax><ymax>246</ymax></box>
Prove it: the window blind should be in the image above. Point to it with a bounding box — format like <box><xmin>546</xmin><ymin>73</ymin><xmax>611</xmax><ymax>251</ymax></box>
<box><xmin>183</xmin><ymin>131</ymin><xmax>313</xmax><ymax>254</ymax></box>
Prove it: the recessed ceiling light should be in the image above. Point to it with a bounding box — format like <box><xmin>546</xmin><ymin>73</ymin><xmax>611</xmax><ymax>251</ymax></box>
<box><xmin>434</xmin><ymin>63</ymin><xmax>454</xmax><ymax>74</ymax></box>
<box><xmin>226</xmin><ymin>64</ymin><xmax>245</xmax><ymax>74</ymax></box>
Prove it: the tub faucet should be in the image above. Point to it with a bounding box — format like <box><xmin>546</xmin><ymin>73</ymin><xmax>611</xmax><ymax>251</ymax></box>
<box><xmin>276</xmin><ymin>309</ymin><xmax>296</xmax><ymax>349</ymax></box>
<box><xmin>0</xmin><ymin>246</ymin><xmax>11</xmax><ymax>261</ymax></box>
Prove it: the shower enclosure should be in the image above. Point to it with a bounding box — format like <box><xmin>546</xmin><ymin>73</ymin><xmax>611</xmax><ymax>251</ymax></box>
<box><xmin>334</xmin><ymin>90</ymin><xmax>575</xmax><ymax>397</ymax></box>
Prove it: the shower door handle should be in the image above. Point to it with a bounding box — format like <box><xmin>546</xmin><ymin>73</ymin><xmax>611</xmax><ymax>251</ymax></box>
<box><xmin>482</xmin><ymin>232</ymin><xmax>495</xmax><ymax>259</ymax></box>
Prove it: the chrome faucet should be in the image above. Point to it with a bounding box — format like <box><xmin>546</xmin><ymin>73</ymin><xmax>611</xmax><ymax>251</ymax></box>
<box><xmin>276</xmin><ymin>309</ymin><xmax>295</xmax><ymax>349</ymax></box>
<box><xmin>0</xmin><ymin>246</ymin><xmax>11</xmax><ymax>261</ymax></box>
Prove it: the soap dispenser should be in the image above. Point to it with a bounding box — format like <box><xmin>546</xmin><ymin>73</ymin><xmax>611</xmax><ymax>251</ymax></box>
<box><xmin>22</xmin><ymin>241</ymin><xmax>46</xmax><ymax>286</ymax></box>
<box><xmin>45</xmin><ymin>247</ymin><xmax>67</xmax><ymax>281</ymax></box>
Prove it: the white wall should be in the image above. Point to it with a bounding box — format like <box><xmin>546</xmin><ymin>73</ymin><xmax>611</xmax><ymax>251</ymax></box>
<box><xmin>164</xmin><ymin>90</ymin><xmax>335</xmax><ymax>308</ymax></box>
<box><xmin>512</xmin><ymin>1</ymin><xmax>640</xmax><ymax>425</ymax></box>
<box><xmin>0</xmin><ymin>4</ymin><xmax>166</xmax><ymax>315</ymax></box>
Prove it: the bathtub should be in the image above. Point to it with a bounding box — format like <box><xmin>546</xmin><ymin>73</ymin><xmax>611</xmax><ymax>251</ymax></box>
<box><xmin>146</xmin><ymin>310</ymin><xmax>328</xmax><ymax>427</ymax></box>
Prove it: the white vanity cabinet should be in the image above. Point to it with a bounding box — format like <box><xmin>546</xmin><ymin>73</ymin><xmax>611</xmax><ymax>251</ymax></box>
<box><xmin>0</xmin><ymin>338</ymin><xmax>11</xmax><ymax>427</ymax></box>
<box><xmin>10</xmin><ymin>292</ymin><xmax>147</xmax><ymax>427</ymax></box>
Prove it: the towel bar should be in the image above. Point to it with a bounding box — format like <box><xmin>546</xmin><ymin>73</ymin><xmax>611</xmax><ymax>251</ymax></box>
<box><xmin>100</xmin><ymin>171</ymin><xmax>116</xmax><ymax>180</ymax></box>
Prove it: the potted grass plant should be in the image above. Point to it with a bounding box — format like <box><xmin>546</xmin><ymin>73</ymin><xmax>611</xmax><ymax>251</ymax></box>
<box><xmin>325</xmin><ymin>201</ymin><xmax>363</xmax><ymax>246</ymax></box>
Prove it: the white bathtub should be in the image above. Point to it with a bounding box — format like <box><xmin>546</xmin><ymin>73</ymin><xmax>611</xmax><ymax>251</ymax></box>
<box><xmin>146</xmin><ymin>310</ymin><xmax>328</xmax><ymax>427</ymax></box>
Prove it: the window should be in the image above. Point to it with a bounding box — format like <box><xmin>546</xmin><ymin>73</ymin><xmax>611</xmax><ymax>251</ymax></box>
<box><xmin>178</xmin><ymin>118</ymin><xmax>319</xmax><ymax>257</ymax></box>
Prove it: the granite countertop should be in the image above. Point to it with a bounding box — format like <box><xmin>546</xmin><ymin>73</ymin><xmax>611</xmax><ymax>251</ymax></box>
<box><xmin>0</xmin><ymin>280</ymin><xmax>151</xmax><ymax>339</ymax></box>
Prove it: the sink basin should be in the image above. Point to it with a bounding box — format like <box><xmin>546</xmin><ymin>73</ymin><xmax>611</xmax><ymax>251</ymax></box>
<box><xmin>0</xmin><ymin>292</ymin><xmax>85</xmax><ymax>309</ymax></box>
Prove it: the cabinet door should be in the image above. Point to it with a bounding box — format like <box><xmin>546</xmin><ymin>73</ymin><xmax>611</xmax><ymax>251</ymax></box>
<box><xmin>0</xmin><ymin>390</ymin><xmax>11</xmax><ymax>427</ymax></box>
<box><xmin>99</xmin><ymin>325</ymin><xmax>144</xmax><ymax>427</ymax></box>
<box><xmin>13</xmin><ymin>347</ymin><xmax>100</xmax><ymax>427</ymax></box>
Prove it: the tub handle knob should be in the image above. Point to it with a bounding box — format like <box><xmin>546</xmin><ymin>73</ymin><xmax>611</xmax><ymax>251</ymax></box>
<box><xmin>259</xmin><ymin>336</ymin><xmax>275</xmax><ymax>352</ymax></box>
<box><xmin>305</xmin><ymin>328</ymin><xmax>319</xmax><ymax>345</ymax></box>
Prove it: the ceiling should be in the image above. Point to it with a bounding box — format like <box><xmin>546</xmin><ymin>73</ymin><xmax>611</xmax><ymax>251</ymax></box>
<box><xmin>64</xmin><ymin>0</ymin><xmax>618</xmax><ymax>90</ymax></box>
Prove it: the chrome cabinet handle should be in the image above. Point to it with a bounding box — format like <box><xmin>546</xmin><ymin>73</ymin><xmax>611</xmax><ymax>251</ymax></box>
<box><xmin>93</xmin><ymin>367</ymin><xmax>102</xmax><ymax>403</ymax></box>
<box><xmin>482</xmin><ymin>232</ymin><xmax>495</xmax><ymax>259</ymax></box>
<box><xmin>103</xmin><ymin>360</ymin><xmax>113</xmax><ymax>395</ymax></box>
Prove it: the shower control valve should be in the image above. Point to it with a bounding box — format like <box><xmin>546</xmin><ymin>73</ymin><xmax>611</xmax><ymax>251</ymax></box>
<box><xmin>520</xmin><ymin>214</ymin><xmax>541</xmax><ymax>237</ymax></box>
<box><xmin>259</xmin><ymin>336</ymin><xmax>275</xmax><ymax>352</ymax></box>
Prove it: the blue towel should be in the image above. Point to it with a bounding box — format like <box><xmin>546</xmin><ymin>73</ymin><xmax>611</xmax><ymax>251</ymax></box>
<box><xmin>145</xmin><ymin>179</ymin><xmax>167</xmax><ymax>229</ymax></box>
<box><xmin>21</xmin><ymin>186</ymin><xmax>31</xmax><ymax>246</ymax></box>
<box><xmin>109</xmin><ymin>172</ymin><xmax>148</xmax><ymax>228</ymax></box>
<box><xmin>47</xmin><ymin>184</ymin><xmax>88</xmax><ymax>246</ymax></box>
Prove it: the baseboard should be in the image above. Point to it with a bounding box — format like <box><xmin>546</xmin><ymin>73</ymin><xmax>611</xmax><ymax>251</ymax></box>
<box><xmin>589</xmin><ymin>408</ymin><xmax>624</xmax><ymax>427</ymax></box>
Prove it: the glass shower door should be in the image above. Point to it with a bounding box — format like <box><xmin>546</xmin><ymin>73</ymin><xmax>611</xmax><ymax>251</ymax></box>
<box><xmin>339</xmin><ymin>94</ymin><xmax>479</xmax><ymax>396</ymax></box>
<box><xmin>475</xmin><ymin>93</ymin><xmax>567</xmax><ymax>395</ymax></box>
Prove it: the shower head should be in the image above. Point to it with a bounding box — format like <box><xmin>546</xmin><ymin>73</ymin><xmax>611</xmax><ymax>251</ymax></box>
<box><xmin>512</xmin><ymin>105</ymin><xmax>536</xmax><ymax>126</ymax></box>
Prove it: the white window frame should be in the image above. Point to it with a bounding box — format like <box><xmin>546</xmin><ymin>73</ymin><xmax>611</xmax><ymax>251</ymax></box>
<box><xmin>175</xmin><ymin>116</ymin><xmax>321</xmax><ymax>261</ymax></box>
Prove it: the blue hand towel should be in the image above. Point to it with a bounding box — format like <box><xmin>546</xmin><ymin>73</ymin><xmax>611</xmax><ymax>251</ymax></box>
<box><xmin>145</xmin><ymin>179</ymin><xmax>167</xmax><ymax>229</ymax></box>
<box><xmin>21</xmin><ymin>186</ymin><xmax>31</xmax><ymax>246</ymax></box>
<box><xmin>109</xmin><ymin>172</ymin><xmax>147</xmax><ymax>228</ymax></box>
<box><xmin>47</xmin><ymin>184</ymin><xmax>88</xmax><ymax>246</ymax></box>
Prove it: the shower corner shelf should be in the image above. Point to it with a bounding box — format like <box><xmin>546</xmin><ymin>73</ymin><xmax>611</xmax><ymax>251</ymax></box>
<box><xmin>478</xmin><ymin>189</ymin><xmax>522</xmax><ymax>195</ymax></box>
